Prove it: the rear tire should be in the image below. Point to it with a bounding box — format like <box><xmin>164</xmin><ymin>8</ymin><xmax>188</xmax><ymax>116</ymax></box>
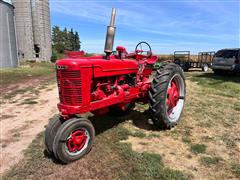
<box><xmin>149</xmin><ymin>63</ymin><xmax>186</xmax><ymax>129</ymax></box>
<box><xmin>44</xmin><ymin>115</ymin><xmax>62</xmax><ymax>154</ymax></box>
<box><xmin>53</xmin><ymin>118</ymin><xmax>95</xmax><ymax>164</ymax></box>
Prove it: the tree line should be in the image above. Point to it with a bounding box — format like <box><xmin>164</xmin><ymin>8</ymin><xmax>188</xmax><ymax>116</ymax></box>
<box><xmin>52</xmin><ymin>26</ymin><xmax>81</xmax><ymax>54</ymax></box>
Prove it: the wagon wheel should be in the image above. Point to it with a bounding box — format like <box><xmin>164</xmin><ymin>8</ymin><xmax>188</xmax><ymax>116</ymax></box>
<box><xmin>202</xmin><ymin>64</ymin><xmax>209</xmax><ymax>72</ymax></box>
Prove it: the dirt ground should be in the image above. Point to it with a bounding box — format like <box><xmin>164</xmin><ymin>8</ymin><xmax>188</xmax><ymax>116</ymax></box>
<box><xmin>0</xmin><ymin>81</ymin><xmax>58</xmax><ymax>174</ymax></box>
<box><xmin>1</xmin><ymin>71</ymin><xmax>240</xmax><ymax>179</ymax></box>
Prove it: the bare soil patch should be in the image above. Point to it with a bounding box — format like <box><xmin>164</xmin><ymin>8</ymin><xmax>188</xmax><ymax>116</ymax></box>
<box><xmin>0</xmin><ymin>83</ymin><xmax>58</xmax><ymax>174</ymax></box>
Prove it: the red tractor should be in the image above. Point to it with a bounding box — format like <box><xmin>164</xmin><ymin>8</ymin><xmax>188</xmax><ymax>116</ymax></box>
<box><xmin>45</xmin><ymin>8</ymin><xmax>186</xmax><ymax>163</ymax></box>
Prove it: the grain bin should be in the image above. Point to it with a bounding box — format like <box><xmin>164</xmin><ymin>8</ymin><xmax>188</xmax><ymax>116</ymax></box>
<box><xmin>0</xmin><ymin>0</ymin><xmax>18</xmax><ymax>68</ymax></box>
<box><xmin>12</xmin><ymin>0</ymin><xmax>52</xmax><ymax>61</ymax></box>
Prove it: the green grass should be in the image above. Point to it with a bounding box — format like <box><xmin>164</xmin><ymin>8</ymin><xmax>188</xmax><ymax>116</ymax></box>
<box><xmin>181</xmin><ymin>127</ymin><xmax>192</xmax><ymax>144</ymax></box>
<box><xmin>147</xmin><ymin>133</ymin><xmax>160</xmax><ymax>138</ymax></box>
<box><xmin>3</xmin><ymin>89</ymin><xmax>31</xmax><ymax>99</ymax></box>
<box><xmin>116</xmin><ymin>126</ymin><xmax>147</xmax><ymax>139</ymax></box>
<box><xmin>117</xmin><ymin>143</ymin><xmax>188</xmax><ymax>180</ymax></box>
<box><xmin>200</xmin><ymin>156</ymin><xmax>222</xmax><ymax>166</ymax></box>
<box><xmin>2</xmin><ymin>88</ymin><xmax>41</xmax><ymax>101</ymax></box>
<box><xmin>221</xmin><ymin>134</ymin><xmax>236</xmax><ymax>148</ymax></box>
<box><xmin>116</xmin><ymin>125</ymin><xmax>132</xmax><ymax>139</ymax></box>
<box><xmin>132</xmin><ymin>130</ymin><xmax>147</xmax><ymax>138</ymax></box>
<box><xmin>234</xmin><ymin>103</ymin><xmax>240</xmax><ymax>111</ymax></box>
<box><xmin>169</xmin><ymin>129</ymin><xmax>180</xmax><ymax>139</ymax></box>
<box><xmin>231</xmin><ymin>164</ymin><xmax>240</xmax><ymax>178</ymax></box>
<box><xmin>20</xmin><ymin>98</ymin><xmax>38</xmax><ymax>105</ymax></box>
<box><xmin>182</xmin><ymin>137</ymin><xmax>191</xmax><ymax>144</ymax></box>
<box><xmin>0</xmin><ymin>62</ymin><xmax>55</xmax><ymax>85</ymax></box>
<box><xmin>187</xmin><ymin>72</ymin><xmax>240</xmax><ymax>98</ymax></box>
<box><xmin>190</xmin><ymin>144</ymin><xmax>207</xmax><ymax>154</ymax></box>
<box><xmin>3</xmin><ymin>121</ymin><xmax>189</xmax><ymax>180</ymax></box>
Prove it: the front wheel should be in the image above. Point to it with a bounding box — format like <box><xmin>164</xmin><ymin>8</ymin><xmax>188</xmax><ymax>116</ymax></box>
<box><xmin>53</xmin><ymin>118</ymin><xmax>95</xmax><ymax>164</ymax></box>
<box><xmin>44</xmin><ymin>115</ymin><xmax>62</xmax><ymax>154</ymax></box>
<box><xmin>149</xmin><ymin>63</ymin><xmax>186</xmax><ymax>129</ymax></box>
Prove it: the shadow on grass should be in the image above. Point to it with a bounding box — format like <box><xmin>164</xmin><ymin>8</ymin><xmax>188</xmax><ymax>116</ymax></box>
<box><xmin>44</xmin><ymin>110</ymin><xmax>161</xmax><ymax>163</ymax></box>
<box><xmin>90</xmin><ymin>109</ymin><xmax>159</xmax><ymax>135</ymax></box>
<box><xmin>43</xmin><ymin>149</ymin><xmax>63</xmax><ymax>165</ymax></box>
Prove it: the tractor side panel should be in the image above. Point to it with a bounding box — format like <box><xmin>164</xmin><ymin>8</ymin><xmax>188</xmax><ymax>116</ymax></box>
<box><xmin>93</xmin><ymin>66</ymin><xmax>138</xmax><ymax>77</ymax></box>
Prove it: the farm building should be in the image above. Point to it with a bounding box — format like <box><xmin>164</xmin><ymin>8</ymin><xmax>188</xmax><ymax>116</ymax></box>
<box><xmin>12</xmin><ymin>0</ymin><xmax>52</xmax><ymax>61</ymax></box>
<box><xmin>0</xmin><ymin>0</ymin><xmax>51</xmax><ymax>68</ymax></box>
<box><xmin>0</xmin><ymin>0</ymin><xmax>18</xmax><ymax>68</ymax></box>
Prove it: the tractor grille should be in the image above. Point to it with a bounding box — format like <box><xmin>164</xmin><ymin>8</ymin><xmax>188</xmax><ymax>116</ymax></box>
<box><xmin>57</xmin><ymin>70</ymin><xmax>82</xmax><ymax>105</ymax></box>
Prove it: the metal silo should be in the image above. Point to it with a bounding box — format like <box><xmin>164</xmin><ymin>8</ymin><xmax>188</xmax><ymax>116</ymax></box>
<box><xmin>12</xmin><ymin>0</ymin><xmax>35</xmax><ymax>61</ymax></box>
<box><xmin>32</xmin><ymin>0</ymin><xmax>52</xmax><ymax>61</ymax></box>
<box><xmin>12</xmin><ymin>0</ymin><xmax>51</xmax><ymax>61</ymax></box>
<box><xmin>0</xmin><ymin>0</ymin><xmax>18</xmax><ymax>68</ymax></box>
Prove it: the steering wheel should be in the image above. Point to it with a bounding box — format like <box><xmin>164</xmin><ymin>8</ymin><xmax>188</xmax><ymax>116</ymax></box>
<box><xmin>135</xmin><ymin>41</ymin><xmax>152</xmax><ymax>55</ymax></box>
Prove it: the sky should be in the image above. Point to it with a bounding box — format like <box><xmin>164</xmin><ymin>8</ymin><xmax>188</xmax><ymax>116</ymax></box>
<box><xmin>50</xmin><ymin>0</ymin><xmax>240</xmax><ymax>54</ymax></box>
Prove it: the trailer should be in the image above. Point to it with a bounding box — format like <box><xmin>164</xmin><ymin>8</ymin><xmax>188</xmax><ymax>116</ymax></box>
<box><xmin>174</xmin><ymin>51</ymin><xmax>215</xmax><ymax>71</ymax></box>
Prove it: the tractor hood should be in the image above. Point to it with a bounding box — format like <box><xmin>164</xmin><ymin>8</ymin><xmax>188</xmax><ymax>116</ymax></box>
<box><xmin>56</xmin><ymin>56</ymin><xmax>139</xmax><ymax>70</ymax></box>
<box><xmin>56</xmin><ymin>56</ymin><xmax>139</xmax><ymax>78</ymax></box>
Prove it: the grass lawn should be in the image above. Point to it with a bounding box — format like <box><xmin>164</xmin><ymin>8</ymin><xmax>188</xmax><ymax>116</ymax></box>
<box><xmin>2</xmin><ymin>70</ymin><xmax>240</xmax><ymax>179</ymax></box>
<box><xmin>0</xmin><ymin>62</ymin><xmax>55</xmax><ymax>85</ymax></box>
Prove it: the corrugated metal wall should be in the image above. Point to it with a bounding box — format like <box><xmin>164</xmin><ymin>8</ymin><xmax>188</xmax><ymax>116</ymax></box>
<box><xmin>0</xmin><ymin>0</ymin><xmax>18</xmax><ymax>68</ymax></box>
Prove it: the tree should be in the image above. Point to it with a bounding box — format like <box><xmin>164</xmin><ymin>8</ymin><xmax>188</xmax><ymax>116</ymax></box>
<box><xmin>52</xmin><ymin>26</ymin><xmax>65</xmax><ymax>53</ymax></box>
<box><xmin>52</xmin><ymin>26</ymin><xmax>81</xmax><ymax>53</ymax></box>
<box><xmin>74</xmin><ymin>31</ymin><xmax>81</xmax><ymax>51</ymax></box>
<box><xmin>68</xmin><ymin>28</ymin><xmax>76</xmax><ymax>51</ymax></box>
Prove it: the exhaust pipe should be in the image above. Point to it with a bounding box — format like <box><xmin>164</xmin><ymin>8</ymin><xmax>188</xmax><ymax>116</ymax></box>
<box><xmin>104</xmin><ymin>8</ymin><xmax>116</xmax><ymax>59</ymax></box>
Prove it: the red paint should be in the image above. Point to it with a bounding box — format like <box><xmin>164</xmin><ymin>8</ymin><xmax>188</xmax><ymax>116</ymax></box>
<box><xmin>56</xmin><ymin>47</ymin><xmax>158</xmax><ymax>117</ymax></box>
<box><xmin>67</xmin><ymin>129</ymin><xmax>87</xmax><ymax>152</ymax></box>
<box><xmin>65</xmin><ymin>50</ymin><xmax>85</xmax><ymax>58</ymax></box>
<box><xmin>167</xmin><ymin>79</ymin><xmax>180</xmax><ymax>114</ymax></box>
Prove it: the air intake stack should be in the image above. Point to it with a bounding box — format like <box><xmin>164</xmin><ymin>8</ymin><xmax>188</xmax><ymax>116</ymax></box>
<box><xmin>104</xmin><ymin>8</ymin><xmax>116</xmax><ymax>59</ymax></box>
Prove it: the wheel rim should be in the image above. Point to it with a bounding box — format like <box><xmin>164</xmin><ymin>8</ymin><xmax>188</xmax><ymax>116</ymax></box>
<box><xmin>65</xmin><ymin>128</ymin><xmax>90</xmax><ymax>156</ymax></box>
<box><xmin>204</xmin><ymin>65</ymin><xmax>208</xmax><ymax>71</ymax></box>
<box><xmin>166</xmin><ymin>74</ymin><xmax>185</xmax><ymax>122</ymax></box>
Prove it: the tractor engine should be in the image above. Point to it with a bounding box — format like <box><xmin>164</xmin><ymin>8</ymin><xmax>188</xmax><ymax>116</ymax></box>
<box><xmin>56</xmin><ymin>54</ymin><xmax>153</xmax><ymax>117</ymax></box>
